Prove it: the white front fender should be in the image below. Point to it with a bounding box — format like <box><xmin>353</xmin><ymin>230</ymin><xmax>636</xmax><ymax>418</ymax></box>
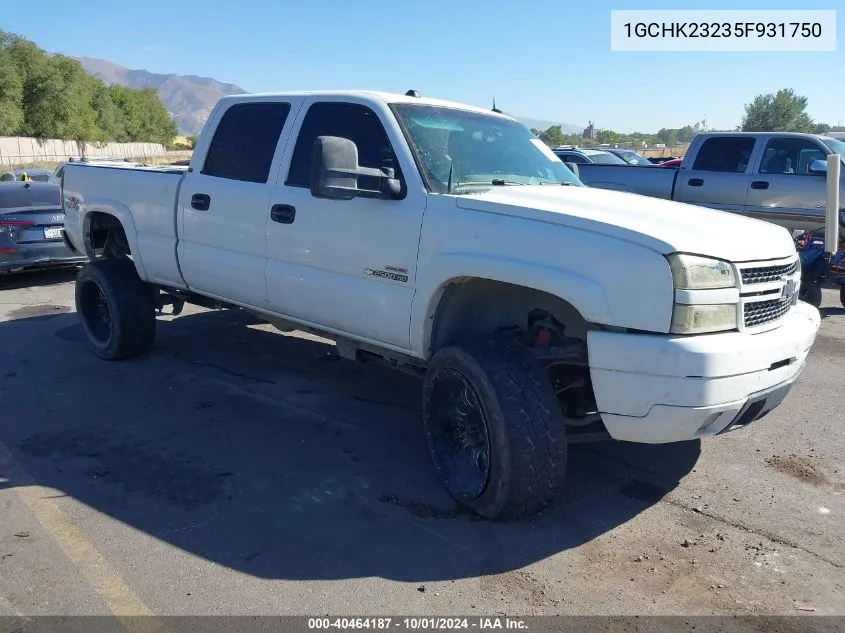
<box><xmin>411</xmin><ymin>253</ymin><xmax>612</xmax><ymax>357</ymax></box>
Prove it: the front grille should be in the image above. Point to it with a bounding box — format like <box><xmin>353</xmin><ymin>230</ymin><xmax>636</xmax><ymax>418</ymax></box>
<box><xmin>741</xmin><ymin>261</ymin><xmax>798</xmax><ymax>285</ymax></box>
<box><xmin>744</xmin><ymin>297</ymin><xmax>792</xmax><ymax>328</ymax></box>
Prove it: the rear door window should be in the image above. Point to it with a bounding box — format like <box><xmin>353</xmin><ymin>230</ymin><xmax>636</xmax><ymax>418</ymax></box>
<box><xmin>691</xmin><ymin>137</ymin><xmax>756</xmax><ymax>173</ymax></box>
<box><xmin>202</xmin><ymin>102</ymin><xmax>291</xmax><ymax>183</ymax></box>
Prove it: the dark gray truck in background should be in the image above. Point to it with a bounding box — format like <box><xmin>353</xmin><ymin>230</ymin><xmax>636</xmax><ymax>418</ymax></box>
<box><xmin>574</xmin><ymin>132</ymin><xmax>845</xmax><ymax>233</ymax></box>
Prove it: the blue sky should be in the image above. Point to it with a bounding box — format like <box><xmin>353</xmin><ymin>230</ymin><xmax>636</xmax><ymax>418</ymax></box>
<box><xmin>3</xmin><ymin>0</ymin><xmax>842</xmax><ymax>132</ymax></box>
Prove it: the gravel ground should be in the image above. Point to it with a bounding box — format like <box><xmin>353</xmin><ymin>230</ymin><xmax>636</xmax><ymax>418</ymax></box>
<box><xmin>0</xmin><ymin>268</ymin><xmax>842</xmax><ymax>619</ymax></box>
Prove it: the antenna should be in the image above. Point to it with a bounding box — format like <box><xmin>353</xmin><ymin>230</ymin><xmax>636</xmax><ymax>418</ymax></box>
<box><xmin>492</xmin><ymin>98</ymin><xmax>502</xmax><ymax>114</ymax></box>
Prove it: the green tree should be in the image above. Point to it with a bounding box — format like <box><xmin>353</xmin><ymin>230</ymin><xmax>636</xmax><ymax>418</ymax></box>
<box><xmin>813</xmin><ymin>122</ymin><xmax>832</xmax><ymax>135</ymax></box>
<box><xmin>89</xmin><ymin>78</ymin><xmax>128</xmax><ymax>142</ymax></box>
<box><xmin>596</xmin><ymin>129</ymin><xmax>620</xmax><ymax>144</ymax></box>
<box><xmin>0</xmin><ymin>46</ymin><xmax>24</xmax><ymax>134</ymax></box>
<box><xmin>741</xmin><ymin>88</ymin><xmax>815</xmax><ymax>133</ymax></box>
<box><xmin>656</xmin><ymin>128</ymin><xmax>678</xmax><ymax>146</ymax></box>
<box><xmin>3</xmin><ymin>31</ymin><xmax>42</xmax><ymax>86</ymax></box>
<box><xmin>135</xmin><ymin>88</ymin><xmax>178</xmax><ymax>144</ymax></box>
<box><xmin>20</xmin><ymin>56</ymin><xmax>70</xmax><ymax>138</ymax></box>
<box><xmin>112</xmin><ymin>87</ymin><xmax>177</xmax><ymax>145</ymax></box>
<box><xmin>23</xmin><ymin>55</ymin><xmax>98</xmax><ymax>141</ymax></box>
<box><xmin>676</xmin><ymin>125</ymin><xmax>695</xmax><ymax>143</ymax></box>
<box><xmin>536</xmin><ymin>125</ymin><xmax>568</xmax><ymax>148</ymax></box>
<box><xmin>108</xmin><ymin>84</ymin><xmax>140</xmax><ymax>136</ymax></box>
<box><xmin>1</xmin><ymin>29</ymin><xmax>179</xmax><ymax>144</ymax></box>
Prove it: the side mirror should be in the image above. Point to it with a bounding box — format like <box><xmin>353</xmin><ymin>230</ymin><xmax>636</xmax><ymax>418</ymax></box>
<box><xmin>310</xmin><ymin>136</ymin><xmax>402</xmax><ymax>200</ymax></box>
<box><xmin>808</xmin><ymin>159</ymin><xmax>828</xmax><ymax>175</ymax></box>
<box><xmin>563</xmin><ymin>162</ymin><xmax>580</xmax><ymax>178</ymax></box>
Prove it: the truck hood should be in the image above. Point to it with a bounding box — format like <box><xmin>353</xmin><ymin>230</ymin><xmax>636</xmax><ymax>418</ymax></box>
<box><xmin>455</xmin><ymin>185</ymin><xmax>797</xmax><ymax>262</ymax></box>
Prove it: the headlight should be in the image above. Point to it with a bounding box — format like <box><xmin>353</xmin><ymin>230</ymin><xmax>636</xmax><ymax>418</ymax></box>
<box><xmin>667</xmin><ymin>254</ymin><xmax>736</xmax><ymax>290</ymax></box>
<box><xmin>671</xmin><ymin>304</ymin><xmax>738</xmax><ymax>334</ymax></box>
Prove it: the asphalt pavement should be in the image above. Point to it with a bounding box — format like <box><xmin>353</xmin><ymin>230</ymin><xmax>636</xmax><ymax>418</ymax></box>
<box><xmin>0</xmin><ymin>268</ymin><xmax>843</xmax><ymax>619</ymax></box>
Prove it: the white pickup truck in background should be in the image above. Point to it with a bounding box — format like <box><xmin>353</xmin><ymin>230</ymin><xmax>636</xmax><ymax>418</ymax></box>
<box><xmin>61</xmin><ymin>90</ymin><xmax>821</xmax><ymax>519</ymax></box>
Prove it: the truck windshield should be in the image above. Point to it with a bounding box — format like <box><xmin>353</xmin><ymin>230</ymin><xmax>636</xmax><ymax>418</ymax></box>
<box><xmin>820</xmin><ymin>137</ymin><xmax>845</xmax><ymax>164</ymax></box>
<box><xmin>392</xmin><ymin>104</ymin><xmax>583</xmax><ymax>194</ymax></box>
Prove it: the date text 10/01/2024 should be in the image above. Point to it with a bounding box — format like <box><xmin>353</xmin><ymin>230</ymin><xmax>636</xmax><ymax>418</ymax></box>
<box><xmin>307</xmin><ymin>618</ymin><xmax>528</xmax><ymax>630</ymax></box>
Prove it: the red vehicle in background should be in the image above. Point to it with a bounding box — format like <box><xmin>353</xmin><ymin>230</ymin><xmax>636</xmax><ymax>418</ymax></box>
<box><xmin>659</xmin><ymin>157</ymin><xmax>683</xmax><ymax>168</ymax></box>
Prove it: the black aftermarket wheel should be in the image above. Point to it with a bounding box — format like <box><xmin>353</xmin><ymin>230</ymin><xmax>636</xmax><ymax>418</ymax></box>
<box><xmin>75</xmin><ymin>259</ymin><xmax>156</xmax><ymax>360</ymax></box>
<box><xmin>422</xmin><ymin>338</ymin><xmax>567</xmax><ymax>520</ymax></box>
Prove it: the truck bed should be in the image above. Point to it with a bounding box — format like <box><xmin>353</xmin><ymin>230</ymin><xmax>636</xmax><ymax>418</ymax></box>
<box><xmin>62</xmin><ymin>163</ymin><xmax>188</xmax><ymax>287</ymax></box>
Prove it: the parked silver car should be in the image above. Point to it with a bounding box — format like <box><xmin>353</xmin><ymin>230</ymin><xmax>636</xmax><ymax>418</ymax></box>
<box><xmin>0</xmin><ymin>182</ymin><xmax>87</xmax><ymax>275</ymax></box>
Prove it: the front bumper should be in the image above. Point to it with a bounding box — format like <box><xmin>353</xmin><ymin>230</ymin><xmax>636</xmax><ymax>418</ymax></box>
<box><xmin>588</xmin><ymin>302</ymin><xmax>821</xmax><ymax>444</ymax></box>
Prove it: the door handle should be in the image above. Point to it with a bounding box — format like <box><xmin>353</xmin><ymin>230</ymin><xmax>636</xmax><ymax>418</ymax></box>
<box><xmin>191</xmin><ymin>193</ymin><xmax>211</xmax><ymax>211</ymax></box>
<box><xmin>688</xmin><ymin>178</ymin><xmax>704</xmax><ymax>187</ymax></box>
<box><xmin>270</xmin><ymin>204</ymin><xmax>296</xmax><ymax>224</ymax></box>
<box><xmin>750</xmin><ymin>180</ymin><xmax>770</xmax><ymax>190</ymax></box>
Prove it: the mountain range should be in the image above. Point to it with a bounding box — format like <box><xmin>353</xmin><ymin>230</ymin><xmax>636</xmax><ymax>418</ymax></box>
<box><xmin>75</xmin><ymin>57</ymin><xmax>248</xmax><ymax>136</ymax></box>
<box><xmin>75</xmin><ymin>57</ymin><xmax>583</xmax><ymax>136</ymax></box>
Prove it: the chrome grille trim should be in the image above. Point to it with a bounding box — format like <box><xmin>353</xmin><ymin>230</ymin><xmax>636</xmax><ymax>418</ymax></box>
<box><xmin>743</xmin><ymin>297</ymin><xmax>792</xmax><ymax>328</ymax></box>
<box><xmin>734</xmin><ymin>255</ymin><xmax>801</xmax><ymax>331</ymax></box>
<box><xmin>740</xmin><ymin>261</ymin><xmax>798</xmax><ymax>285</ymax></box>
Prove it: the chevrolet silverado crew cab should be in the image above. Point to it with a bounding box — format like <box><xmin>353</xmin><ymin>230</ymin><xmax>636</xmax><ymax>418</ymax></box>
<box><xmin>61</xmin><ymin>91</ymin><xmax>821</xmax><ymax>520</ymax></box>
<box><xmin>575</xmin><ymin>132</ymin><xmax>845</xmax><ymax>234</ymax></box>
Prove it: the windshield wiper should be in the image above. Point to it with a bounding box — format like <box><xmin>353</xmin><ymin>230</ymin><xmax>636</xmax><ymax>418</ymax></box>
<box><xmin>450</xmin><ymin>179</ymin><xmax>577</xmax><ymax>192</ymax></box>
<box><xmin>492</xmin><ymin>179</ymin><xmax>579</xmax><ymax>187</ymax></box>
<box><xmin>451</xmin><ymin>179</ymin><xmax>524</xmax><ymax>188</ymax></box>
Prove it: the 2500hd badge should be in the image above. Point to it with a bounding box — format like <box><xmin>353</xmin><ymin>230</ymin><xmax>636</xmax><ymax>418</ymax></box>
<box><xmin>363</xmin><ymin>266</ymin><xmax>409</xmax><ymax>283</ymax></box>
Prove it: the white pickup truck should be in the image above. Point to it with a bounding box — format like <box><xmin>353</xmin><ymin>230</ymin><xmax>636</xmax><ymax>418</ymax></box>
<box><xmin>61</xmin><ymin>90</ymin><xmax>821</xmax><ymax>520</ymax></box>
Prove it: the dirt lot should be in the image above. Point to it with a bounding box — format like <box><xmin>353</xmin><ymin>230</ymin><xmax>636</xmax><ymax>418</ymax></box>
<box><xmin>0</xmin><ymin>269</ymin><xmax>843</xmax><ymax>618</ymax></box>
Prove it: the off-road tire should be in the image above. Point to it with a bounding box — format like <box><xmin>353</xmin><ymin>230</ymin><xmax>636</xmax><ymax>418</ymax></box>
<box><xmin>422</xmin><ymin>337</ymin><xmax>567</xmax><ymax>520</ymax></box>
<box><xmin>75</xmin><ymin>259</ymin><xmax>156</xmax><ymax>360</ymax></box>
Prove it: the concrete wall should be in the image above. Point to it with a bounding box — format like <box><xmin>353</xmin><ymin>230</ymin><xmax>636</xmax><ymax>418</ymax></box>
<box><xmin>0</xmin><ymin>137</ymin><xmax>168</xmax><ymax>166</ymax></box>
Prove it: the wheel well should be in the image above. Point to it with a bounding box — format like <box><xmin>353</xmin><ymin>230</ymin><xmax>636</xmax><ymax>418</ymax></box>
<box><xmin>85</xmin><ymin>212</ymin><xmax>131</xmax><ymax>259</ymax></box>
<box><xmin>429</xmin><ymin>278</ymin><xmax>589</xmax><ymax>354</ymax></box>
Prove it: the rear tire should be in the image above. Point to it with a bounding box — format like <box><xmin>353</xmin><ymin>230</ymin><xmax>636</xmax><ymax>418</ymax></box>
<box><xmin>422</xmin><ymin>337</ymin><xmax>567</xmax><ymax>520</ymax></box>
<box><xmin>840</xmin><ymin>284</ymin><xmax>845</xmax><ymax>309</ymax></box>
<box><xmin>75</xmin><ymin>259</ymin><xmax>156</xmax><ymax>360</ymax></box>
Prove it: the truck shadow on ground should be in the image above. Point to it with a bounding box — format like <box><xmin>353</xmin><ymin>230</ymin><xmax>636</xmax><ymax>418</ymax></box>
<box><xmin>0</xmin><ymin>308</ymin><xmax>700</xmax><ymax>582</ymax></box>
